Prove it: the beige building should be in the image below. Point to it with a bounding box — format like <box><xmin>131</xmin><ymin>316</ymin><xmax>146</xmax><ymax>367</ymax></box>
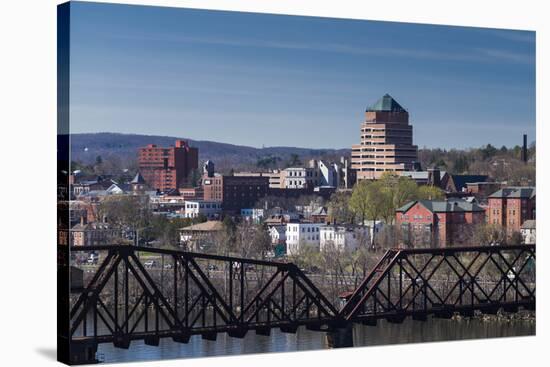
<box><xmin>351</xmin><ymin>94</ymin><xmax>418</xmax><ymax>180</ymax></box>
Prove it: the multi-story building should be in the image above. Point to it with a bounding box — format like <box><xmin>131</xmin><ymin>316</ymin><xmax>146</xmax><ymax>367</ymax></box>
<box><xmin>351</xmin><ymin>94</ymin><xmax>418</xmax><ymax>180</ymax></box>
<box><xmin>222</xmin><ymin>175</ymin><xmax>270</xmax><ymax>213</ymax></box>
<box><xmin>465</xmin><ymin>182</ymin><xmax>504</xmax><ymax>203</ymax></box>
<box><xmin>340</xmin><ymin>157</ymin><xmax>357</xmax><ymax>189</ymax></box>
<box><xmin>266</xmin><ymin>170</ymin><xmax>284</xmax><ymax>188</ymax></box>
<box><xmin>202</xmin><ymin>174</ymin><xmax>223</xmax><ymax>201</ymax></box>
<box><xmin>240</xmin><ymin>208</ymin><xmax>265</xmax><ymax>223</ymax></box>
<box><xmin>283</xmin><ymin>167</ymin><xmax>319</xmax><ymax>189</ymax></box>
<box><xmin>234</xmin><ymin>171</ymin><xmax>285</xmax><ymax>189</ymax></box>
<box><xmin>183</xmin><ymin>200</ymin><xmax>222</xmax><ymax>220</ymax></box>
<box><xmin>138</xmin><ymin>140</ymin><xmax>198</xmax><ymax>192</ymax></box>
<box><xmin>487</xmin><ymin>187</ymin><xmax>536</xmax><ymax>234</ymax></box>
<box><xmin>180</xmin><ymin>186</ymin><xmax>204</xmax><ymax>200</ymax></box>
<box><xmin>318</xmin><ymin>160</ymin><xmax>340</xmax><ymax>187</ymax></box>
<box><xmin>285</xmin><ymin>222</ymin><xmax>323</xmax><ymax>255</ymax></box>
<box><xmin>70</xmin><ymin>219</ymin><xmax>119</xmax><ymax>246</ymax></box>
<box><xmin>319</xmin><ymin>225</ymin><xmax>370</xmax><ymax>252</ymax></box>
<box><xmin>396</xmin><ymin>199</ymin><xmax>486</xmax><ymax>247</ymax></box>
<box><xmin>72</xmin><ymin>177</ymin><xmax>119</xmax><ymax>197</ymax></box>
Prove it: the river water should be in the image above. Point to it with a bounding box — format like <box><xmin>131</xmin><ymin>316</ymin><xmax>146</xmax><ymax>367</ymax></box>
<box><xmin>97</xmin><ymin>317</ymin><xmax>535</xmax><ymax>363</ymax></box>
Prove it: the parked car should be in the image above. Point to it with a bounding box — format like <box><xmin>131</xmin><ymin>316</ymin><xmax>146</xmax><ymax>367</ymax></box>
<box><xmin>144</xmin><ymin>260</ymin><xmax>157</xmax><ymax>268</ymax></box>
<box><xmin>87</xmin><ymin>253</ymin><xmax>98</xmax><ymax>265</ymax></box>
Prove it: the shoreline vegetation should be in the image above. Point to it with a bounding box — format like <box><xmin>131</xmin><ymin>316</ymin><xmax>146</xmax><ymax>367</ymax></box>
<box><xmin>453</xmin><ymin>310</ymin><xmax>535</xmax><ymax>323</ymax></box>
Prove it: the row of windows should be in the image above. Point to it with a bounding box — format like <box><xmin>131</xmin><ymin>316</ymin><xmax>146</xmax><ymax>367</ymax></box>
<box><xmin>286</xmin><ymin>170</ymin><xmax>319</xmax><ymax>177</ymax></box>
<box><xmin>227</xmin><ymin>186</ymin><xmax>264</xmax><ymax>190</ymax></box>
<box><xmin>186</xmin><ymin>203</ymin><xmax>222</xmax><ymax>209</ymax></box>
<box><xmin>403</xmin><ymin>215</ymin><xmax>432</xmax><ymax>221</ymax></box>
<box><xmin>287</xmin><ymin>234</ymin><xmax>320</xmax><ymax>241</ymax></box>
<box><xmin>323</xmin><ymin>232</ymin><xmax>357</xmax><ymax>240</ymax></box>
<box><xmin>288</xmin><ymin>226</ymin><xmax>320</xmax><ymax>233</ymax></box>
<box><xmin>359</xmin><ymin>168</ymin><xmax>405</xmax><ymax>172</ymax></box>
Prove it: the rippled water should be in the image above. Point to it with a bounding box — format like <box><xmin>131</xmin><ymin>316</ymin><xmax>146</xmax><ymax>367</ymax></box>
<box><xmin>97</xmin><ymin>317</ymin><xmax>535</xmax><ymax>363</ymax></box>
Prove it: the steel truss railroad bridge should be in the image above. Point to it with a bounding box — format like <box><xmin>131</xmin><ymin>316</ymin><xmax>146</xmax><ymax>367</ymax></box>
<box><xmin>67</xmin><ymin>244</ymin><xmax>535</xmax><ymax>364</ymax></box>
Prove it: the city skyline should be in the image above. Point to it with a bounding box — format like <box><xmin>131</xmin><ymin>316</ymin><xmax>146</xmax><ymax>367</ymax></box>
<box><xmin>70</xmin><ymin>2</ymin><xmax>535</xmax><ymax>150</ymax></box>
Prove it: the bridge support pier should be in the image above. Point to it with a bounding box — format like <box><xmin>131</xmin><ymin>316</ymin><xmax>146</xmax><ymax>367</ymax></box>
<box><xmin>70</xmin><ymin>341</ymin><xmax>99</xmax><ymax>365</ymax></box>
<box><xmin>326</xmin><ymin>323</ymin><xmax>353</xmax><ymax>348</ymax></box>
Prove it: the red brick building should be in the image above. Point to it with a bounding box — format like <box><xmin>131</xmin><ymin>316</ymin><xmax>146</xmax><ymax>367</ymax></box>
<box><xmin>202</xmin><ymin>174</ymin><xmax>223</xmax><ymax>202</ymax></box>
<box><xmin>396</xmin><ymin>199</ymin><xmax>486</xmax><ymax>247</ymax></box>
<box><xmin>138</xmin><ymin>140</ymin><xmax>198</xmax><ymax>192</ymax></box>
<box><xmin>487</xmin><ymin>187</ymin><xmax>536</xmax><ymax>234</ymax></box>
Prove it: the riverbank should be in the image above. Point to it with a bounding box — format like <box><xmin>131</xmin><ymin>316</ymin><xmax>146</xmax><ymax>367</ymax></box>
<box><xmin>453</xmin><ymin>310</ymin><xmax>536</xmax><ymax>323</ymax></box>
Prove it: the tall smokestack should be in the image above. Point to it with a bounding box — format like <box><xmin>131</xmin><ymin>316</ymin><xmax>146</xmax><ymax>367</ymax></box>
<box><xmin>521</xmin><ymin>134</ymin><xmax>528</xmax><ymax>163</ymax></box>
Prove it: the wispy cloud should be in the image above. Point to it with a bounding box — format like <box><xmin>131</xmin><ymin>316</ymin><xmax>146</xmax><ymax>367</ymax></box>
<box><xmin>487</xmin><ymin>30</ymin><xmax>535</xmax><ymax>44</ymax></box>
<box><xmin>475</xmin><ymin>48</ymin><xmax>534</xmax><ymax>64</ymax></box>
<box><xmin>109</xmin><ymin>32</ymin><xmax>534</xmax><ymax>65</ymax></box>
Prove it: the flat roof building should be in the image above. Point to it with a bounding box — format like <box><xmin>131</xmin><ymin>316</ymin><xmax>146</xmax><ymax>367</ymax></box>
<box><xmin>138</xmin><ymin>140</ymin><xmax>198</xmax><ymax>192</ymax></box>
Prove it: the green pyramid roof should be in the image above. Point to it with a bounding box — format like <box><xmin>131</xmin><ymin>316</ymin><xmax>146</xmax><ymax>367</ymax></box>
<box><xmin>367</xmin><ymin>94</ymin><xmax>407</xmax><ymax>113</ymax></box>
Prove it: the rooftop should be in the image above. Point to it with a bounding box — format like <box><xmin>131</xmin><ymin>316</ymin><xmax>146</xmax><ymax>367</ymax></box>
<box><xmin>521</xmin><ymin>219</ymin><xmax>536</xmax><ymax>230</ymax></box>
<box><xmin>366</xmin><ymin>94</ymin><xmax>407</xmax><ymax>113</ymax></box>
<box><xmin>489</xmin><ymin>187</ymin><xmax>536</xmax><ymax>199</ymax></box>
<box><xmin>448</xmin><ymin>174</ymin><xmax>489</xmax><ymax>192</ymax></box>
<box><xmin>400</xmin><ymin>170</ymin><xmax>448</xmax><ymax>181</ymax></box>
<box><xmin>180</xmin><ymin>221</ymin><xmax>224</xmax><ymax>232</ymax></box>
<box><xmin>397</xmin><ymin>199</ymin><xmax>485</xmax><ymax>213</ymax></box>
<box><xmin>131</xmin><ymin>172</ymin><xmax>146</xmax><ymax>184</ymax></box>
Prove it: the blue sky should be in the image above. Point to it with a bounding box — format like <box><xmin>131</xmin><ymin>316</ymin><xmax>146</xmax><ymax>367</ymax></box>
<box><xmin>69</xmin><ymin>1</ymin><xmax>536</xmax><ymax>149</ymax></box>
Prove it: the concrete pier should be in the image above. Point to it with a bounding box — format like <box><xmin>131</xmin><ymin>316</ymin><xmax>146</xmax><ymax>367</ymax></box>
<box><xmin>326</xmin><ymin>323</ymin><xmax>354</xmax><ymax>348</ymax></box>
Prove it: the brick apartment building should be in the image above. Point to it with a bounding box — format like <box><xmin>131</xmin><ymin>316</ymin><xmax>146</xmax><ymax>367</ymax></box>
<box><xmin>396</xmin><ymin>199</ymin><xmax>486</xmax><ymax>247</ymax></box>
<box><xmin>201</xmin><ymin>162</ymin><xmax>271</xmax><ymax>211</ymax></box>
<box><xmin>202</xmin><ymin>174</ymin><xmax>223</xmax><ymax>201</ymax></box>
<box><xmin>487</xmin><ymin>187</ymin><xmax>536</xmax><ymax>234</ymax></box>
<box><xmin>351</xmin><ymin>94</ymin><xmax>418</xmax><ymax>180</ymax></box>
<box><xmin>138</xmin><ymin>140</ymin><xmax>198</xmax><ymax>192</ymax></box>
<box><xmin>222</xmin><ymin>175</ymin><xmax>270</xmax><ymax>213</ymax></box>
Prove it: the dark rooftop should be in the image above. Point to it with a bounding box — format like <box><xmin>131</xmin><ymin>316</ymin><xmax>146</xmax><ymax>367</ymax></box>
<box><xmin>489</xmin><ymin>187</ymin><xmax>535</xmax><ymax>199</ymax></box>
<box><xmin>131</xmin><ymin>172</ymin><xmax>146</xmax><ymax>184</ymax></box>
<box><xmin>397</xmin><ymin>199</ymin><xmax>485</xmax><ymax>213</ymax></box>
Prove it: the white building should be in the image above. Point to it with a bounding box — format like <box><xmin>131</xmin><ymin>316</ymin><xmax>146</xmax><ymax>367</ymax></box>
<box><xmin>268</xmin><ymin>225</ymin><xmax>286</xmax><ymax>245</ymax></box>
<box><xmin>283</xmin><ymin>167</ymin><xmax>319</xmax><ymax>189</ymax></box>
<box><xmin>320</xmin><ymin>225</ymin><xmax>370</xmax><ymax>252</ymax></box>
<box><xmin>285</xmin><ymin>222</ymin><xmax>323</xmax><ymax>255</ymax></box>
<box><xmin>105</xmin><ymin>183</ymin><xmax>126</xmax><ymax>195</ymax></box>
<box><xmin>521</xmin><ymin>220</ymin><xmax>536</xmax><ymax>245</ymax></box>
<box><xmin>241</xmin><ymin>208</ymin><xmax>265</xmax><ymax>223</ymax></box>
<box><xmin>184</xmin><ymin>200</ymin><xmax>222</xmax><ymax>220</ymax></box>
<box><xmin>318</xmin><ymin>160</ymin><xmax>340</xmax><ymax>188</ymax></box>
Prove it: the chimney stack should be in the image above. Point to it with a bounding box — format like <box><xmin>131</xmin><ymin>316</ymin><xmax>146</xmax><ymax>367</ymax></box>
<box><xmin>521</xmin><ymin>134</ymin><xmax>528</xmax><ymax>163</ymax></box>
